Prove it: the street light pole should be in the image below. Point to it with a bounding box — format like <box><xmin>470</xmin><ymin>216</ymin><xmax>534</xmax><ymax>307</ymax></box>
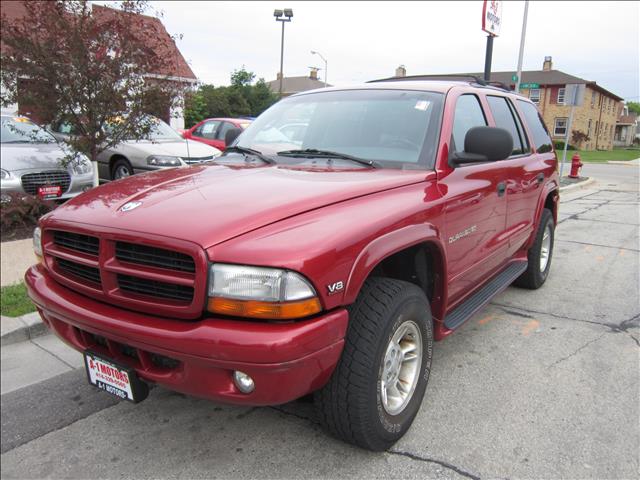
<box><xmin>311</xmin><ymin>50</ymin><xmax>328</xmax><ymax>87</ymax></box>
<box><xmin>515</xmin><ymin>0</ymin><xmax>529</xmax><ymax>93</ymax></box>
<box><xmin>274</xmin><ymin>9</ymin><xmax>293</xmax><ymax>98</ymax></box>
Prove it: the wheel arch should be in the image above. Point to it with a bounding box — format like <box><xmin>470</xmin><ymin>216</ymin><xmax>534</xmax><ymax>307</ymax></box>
<box><xmin>109</xmin><ymin>154</ymin><xmax>130</xmax><ymax>174</ymax></box>
<box><xmin>343</xmin><ymin>224</ymin><xmax>448</xmax><ymax>322</ymax></box>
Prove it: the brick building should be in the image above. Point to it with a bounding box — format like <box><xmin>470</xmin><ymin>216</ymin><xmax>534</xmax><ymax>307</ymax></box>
<box><xmin>391</xmin><ymin>57</ymin><xmax>624</xmax><ymax>151</ymax></box>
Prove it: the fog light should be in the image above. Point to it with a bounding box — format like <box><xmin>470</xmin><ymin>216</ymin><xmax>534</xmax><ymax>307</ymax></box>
<box><xmin>233</xmin><ymin>370</ymin><xmax>255</xmax><ymax>394</ymax></box>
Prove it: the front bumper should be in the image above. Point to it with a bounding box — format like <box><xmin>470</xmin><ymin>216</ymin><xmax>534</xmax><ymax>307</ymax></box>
<box><xmin>1</xmin><ymin>169</ymin><xmax>93</xmax><ymax>200</ymax></box>
<box><xmin>25</xmin><ymin>264</ymin><xmax>348</xmax><ymax>405</ymax></box>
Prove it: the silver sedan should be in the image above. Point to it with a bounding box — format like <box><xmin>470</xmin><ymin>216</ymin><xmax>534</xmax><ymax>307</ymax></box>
<box><xmin>1</xmin><ymin>115</ymin><xmax>93</xmax><ymax>202</ymax></box>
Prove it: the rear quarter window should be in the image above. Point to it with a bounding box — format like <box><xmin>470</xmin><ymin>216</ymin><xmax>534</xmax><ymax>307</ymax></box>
<box><xmin>517</xmin><ymin>100</ymin><xmax>553</xmax><ymax>153</ymax></box>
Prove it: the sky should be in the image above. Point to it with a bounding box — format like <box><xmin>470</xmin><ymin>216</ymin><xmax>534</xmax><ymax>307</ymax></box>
<box><xmin>145</xmin><ymin>0</ymin><xmax>639</xmax><ymax>101</ymax></box>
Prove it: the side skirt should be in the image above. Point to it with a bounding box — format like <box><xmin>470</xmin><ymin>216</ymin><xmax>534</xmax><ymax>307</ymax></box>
<box><xmin>443</xmin><ymin>261</ymin><xmax>527</xmax><ymax>330</ymax></box>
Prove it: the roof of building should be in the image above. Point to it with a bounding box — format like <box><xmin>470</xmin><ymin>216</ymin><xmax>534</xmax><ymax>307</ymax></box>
<box><xmin>1</xmin><ymin>1</ymin><xmax>196</xmax><ymax>80</ymax></box>
<box><xmin>617</xmin><ymin>113</ymin><xmax>638</xmax><ymax>125</ymax></box>
<box><xmin>266</xmin><ymin>76</ymin><xmax>331</xmax><ymax>95</ymax></box>
<box><xmin>448</xmin><ymin>70</ymin><xmax>624</xmax><ymax>101</ymax></box>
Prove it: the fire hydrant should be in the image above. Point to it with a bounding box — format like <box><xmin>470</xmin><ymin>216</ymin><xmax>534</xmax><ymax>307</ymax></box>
<box><xmin>569</xmin><ymin>153</ymin><xmax>583</xmax><ymax>179</ymax></box>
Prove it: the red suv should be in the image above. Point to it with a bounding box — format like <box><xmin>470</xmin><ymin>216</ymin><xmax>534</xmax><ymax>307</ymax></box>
<box><xmin>182</xmin><ymin>117</ymin><xmax>252</xmax><ymax>151</ymax></box>
<box><xmin>26</xmin><ymin>77</ymin><xmax>558</xmax><ymax>451</ymax></box>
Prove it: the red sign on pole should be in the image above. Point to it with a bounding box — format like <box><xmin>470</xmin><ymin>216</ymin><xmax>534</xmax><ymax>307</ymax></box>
<box><xmin>482</xmin><ymin>0</ymin><xmax>503</xmax><ymax>36</ymax></box>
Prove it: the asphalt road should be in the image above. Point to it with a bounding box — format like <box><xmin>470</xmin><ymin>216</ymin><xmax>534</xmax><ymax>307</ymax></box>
<box><xmin>2</xmin><ymin>164</ymin><xmax>638</xmax><ymax>479</ymax></box>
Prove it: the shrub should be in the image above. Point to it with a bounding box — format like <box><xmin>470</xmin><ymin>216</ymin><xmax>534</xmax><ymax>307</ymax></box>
<box><xmin>0</xmin><ymin>193</ymin><xmax>55</xmax><ymax>238</ymax></box>
<box><xmin>553</xmin><ymin>141</ymin><xmax>576</xmax><ymax>151</ymax></box>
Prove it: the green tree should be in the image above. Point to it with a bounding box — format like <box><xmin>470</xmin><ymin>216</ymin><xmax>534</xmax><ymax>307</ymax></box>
<box><xmin>626</xmin><ymin>101</ymin><xmax>640</xmax><ymax>115</ymax></box>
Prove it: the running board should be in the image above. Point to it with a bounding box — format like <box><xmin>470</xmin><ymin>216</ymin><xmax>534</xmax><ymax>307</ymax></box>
<box><xmin>444</xmin><ymin>261</ymin><xmax>528</xmax><ymax>330</ymax></box>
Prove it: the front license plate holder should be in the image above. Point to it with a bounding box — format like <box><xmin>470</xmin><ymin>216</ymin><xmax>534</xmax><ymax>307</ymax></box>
<box><xmin>84</xmin><ymin>350</ymin><xmax>149</xmax><ymax>403</ymax></box>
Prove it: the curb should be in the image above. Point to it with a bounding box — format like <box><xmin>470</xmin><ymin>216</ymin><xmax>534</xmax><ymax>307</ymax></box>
<box><xmin>1</xmin><ymin>312</ymin><xmax>48</xmax><ymax>346</ymax></box>
<box><xmin>559</xmin><ymin>177</ymin><xmax>596</xmax><ymax>193</ymax></box>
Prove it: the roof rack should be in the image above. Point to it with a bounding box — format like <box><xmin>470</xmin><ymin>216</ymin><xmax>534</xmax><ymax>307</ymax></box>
<box><xmin>368</xmin><ymin>74</ymin><xmax>488</xmax><ymax>85</ymax></box>
<box><xmin>368</xmin><ymin>74</ymin><xmax>514</xmax><ymax>93</ymax></box>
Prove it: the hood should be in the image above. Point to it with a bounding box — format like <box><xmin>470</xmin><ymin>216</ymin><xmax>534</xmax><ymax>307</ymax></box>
<box><xmin>1</xmin><ymin>143</ymin><xmax>69</xmax><ymax>172</ymax></box>
<box><xmin>121</xmin><ymin>139</ymin><xmax>220</xmax><ymax>158</ymax></box>
<box><xmin>51</xmin><ymin>164</ymin><xmax>429</xmax><ymax>248</ymax></box>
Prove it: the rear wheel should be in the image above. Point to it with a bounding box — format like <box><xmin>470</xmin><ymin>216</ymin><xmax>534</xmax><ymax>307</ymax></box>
<box><xmin>514</xmin><ymin>208</ymin><xmax>555</xmax><ymax>289</ymax></box>
<box><xmin>315</xmin><ymin>277</ymin><xmax>433</xmax><ymax>451</ymax></box>
<box><xmin>111</xmin><ymin>158</ymin><xmax>133</xmax><ymax>180</ymax></box>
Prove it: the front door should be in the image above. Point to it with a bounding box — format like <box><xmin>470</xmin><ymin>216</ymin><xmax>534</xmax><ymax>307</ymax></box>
<box><xmin>441</xmin><ymin>93</ymin><xmax>509</xmax><ymax>303</ymax></box>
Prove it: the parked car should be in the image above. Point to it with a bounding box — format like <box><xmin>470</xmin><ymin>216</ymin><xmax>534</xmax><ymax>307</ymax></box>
<box><xmin>182</xmin><ymin>117</ymin><xmax>252</xmax><ymax>151</ymax></box>
<box><xmin>1</xmin><ymin>114</ymin><xmax>93</xmax><ymax>202</ymax></box>
<box><xmin>48</xmin><ymin>117</ymin><xmax>222</xmax><ymax>181</ymax></box>
<box><xmin>26</xmin><ymin>79</ymin><xmax>558</xmax><ymax>451</ymax></box>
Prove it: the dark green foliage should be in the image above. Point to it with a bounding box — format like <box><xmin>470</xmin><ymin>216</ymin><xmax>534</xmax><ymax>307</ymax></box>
<box><xmin>184</xmin><ymin>67</ymin><xmax>278</xmax><ymax>127</ymax></box>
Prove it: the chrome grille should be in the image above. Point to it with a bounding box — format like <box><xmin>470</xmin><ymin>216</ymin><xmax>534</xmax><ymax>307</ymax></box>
<box><xmin>183</xmin><ymin>155</ymin><xmax>215</xmax><ymax>165</ymax></box>
<box><xmin>21</xmin><ymin>171</ymin><xmax>71</xmax><ymax>195</ymax></box>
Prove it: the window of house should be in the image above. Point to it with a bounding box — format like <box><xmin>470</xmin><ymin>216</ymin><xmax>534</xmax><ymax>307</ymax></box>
<box><xmin>553</xmin><ymin>118</ymin><xmax>568</xmax><ymax>137</ymax></box>
<box><xmin>487</xmin><ymin>96</ymin><xmax>529</xmax><ymax>155</ymax></box>
<box><xmin>451</xmin><ymin>94</ymin><xmax>487</xmax><ymax>152</ymax></box>
<box><xmin>557</xmin><ymin>88</ymin><xmax>566</xmax><ymax>104</ymax></box>
<box><xmin>610</xmin><ymin>125</ymin><xmax>614</xmax><ymax>138</ymax></box>
<box><xmin>591</xmin><ymin>91</ymin><xmax>596</xmax><ymax>108</ymax></box>
<box><xmin>517</xmin><ymin>100</ymin><xmax>553</xmax><ymax>153</ymax></box>
<box><xmin>529</xmin><ymin>89</ymin><xmax>540</xmax><ymax>104</ymax></box>
<box><xmin>587</xmin><ymin>119</ymin><xmax>592</xmax><ymax>137</ymax></box>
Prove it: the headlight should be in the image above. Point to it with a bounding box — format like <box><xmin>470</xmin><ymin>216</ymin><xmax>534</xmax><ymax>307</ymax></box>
<box><xmin>33</xmin><ymin>227</ymin><xmax>43</xmax><ymax>258</ymax></box>
<box><xmin>1</xmin><ymin>169</ymin><xmax>10</xmax><ymax>180</ymax></box>
<box><xmin>207</xmin><ymin>263</ymin><xmax>321</xmax><ymax>320</ymax></box>
<box><xmin>71</xmin><ymin>157</ymin><xmax>93</xmax><ymax>175</ymax></box>
<box><xmin>147</xmin><ymin>155</ymin><xmax>182</xmax><ymax>167</ymax></box>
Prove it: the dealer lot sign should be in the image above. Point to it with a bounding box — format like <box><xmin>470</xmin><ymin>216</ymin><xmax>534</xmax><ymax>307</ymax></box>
<box><xmin>482</xmin><ymin>0</ymin><xmax>503</xmax><ymax>36</ymax></box>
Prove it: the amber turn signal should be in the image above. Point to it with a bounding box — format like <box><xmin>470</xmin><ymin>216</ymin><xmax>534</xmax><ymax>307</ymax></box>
<box><xmin>208</xmin><ymin>296</ymin><xmax>322</xmax><ymax>320</ymax></box>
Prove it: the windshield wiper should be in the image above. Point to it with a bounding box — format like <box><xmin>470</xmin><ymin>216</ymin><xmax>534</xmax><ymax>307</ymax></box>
<box><xmin>223</xmin><ymin>145</ymin><xmax>275</xmax><ymax>164</ymax></box>
<box><xmin>276</xmin><ymin>149</ymin><xmax>380</xmax><ymax>168</ymax></box>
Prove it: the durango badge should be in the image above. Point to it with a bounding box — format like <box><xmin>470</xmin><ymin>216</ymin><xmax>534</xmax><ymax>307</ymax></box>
<box><xmin>120</xmin><ymin>201</ymin><xmax>142</xmax><ymax>212</ymax></box>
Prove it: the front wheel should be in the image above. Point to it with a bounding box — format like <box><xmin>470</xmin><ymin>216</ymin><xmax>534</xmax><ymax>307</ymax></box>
<box><xmin>315</xmin><ymin>277</ymin><xmax>433</xmax><ymax>451</ymax></box>
<box><xmin>111</xmin><ymin>158</ymin><xmax>134</xmax><ymax>181</ymax></box>
<box><xmin>514</xmin><ymin>208</ymin><xmax>555</xmax><ymax>289</ymax></box>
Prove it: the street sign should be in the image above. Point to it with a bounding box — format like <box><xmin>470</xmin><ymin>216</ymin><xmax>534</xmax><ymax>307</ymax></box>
<box><xmin>564</xmin><ymin>83</ymin><xmax>585</xmax><ymax>106</ymax></box>
<box><xmin>482</xmin><ymin>0</ymin><xmax>503</xmax><ymax>36</ymax></box>
<box><xmin>512</xmin><ymin>74</ymin><xmax>518</xmax><ymax>82</ymax></box>
<box><xmin>520</xmin><ymin>83</ymin><xmax>539</xmax><ymax>89</ymax></box>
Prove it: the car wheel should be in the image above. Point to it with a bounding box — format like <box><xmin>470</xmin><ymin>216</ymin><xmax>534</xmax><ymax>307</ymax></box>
<box><xmin>315</xmin><ymin>277</ymin><xmax>433</xmax><ymax>451</ymax></box>
<box><xmin>514</xmin><ymin>208</ymin><xmax>555</xmax><ymax>289</ymax></box>
<box><xmin>111</xmin><ymin>158</ymin><xmax>133</xmax><ymax>180</ymax></box>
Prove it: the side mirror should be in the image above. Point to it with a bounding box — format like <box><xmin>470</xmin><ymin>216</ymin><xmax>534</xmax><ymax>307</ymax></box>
<box><xmin>450</xmin><ymin>126</ymin><xmax>513</xmax><ymax>166</ymax></box>
<box><xmin>224</xmin><ymin>127</ymin><xmax>243</xmax><ymax>146</ymax></box>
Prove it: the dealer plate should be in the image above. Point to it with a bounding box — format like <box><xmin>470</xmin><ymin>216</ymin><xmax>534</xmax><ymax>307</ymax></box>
<box><xmin>37</xmin><ymin>185</ymin><xmax>62</xmax><ymax>199</ymax></box>
<box><xmin>84</xmin><ymin>351</ymin><xmax>148</xmax><ymax>403</ymax></box>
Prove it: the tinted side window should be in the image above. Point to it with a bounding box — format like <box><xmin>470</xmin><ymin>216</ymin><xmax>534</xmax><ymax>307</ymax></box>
<box><xmin>517</xmin><ymin>100</ymin><xmax>553</xmax><ymax>153</ymax></box>
<box><xmin>452</xmin><ymin>95</ymin><xmax>487</xmax><ymax>152</ymax></box>
<box><xmin>217</xmin><ymin>121</ymin><xmax>236</xmax><ymax>141</ymax></box>
<box><xmin>487</xmin><ymin>96</ymin><xmax>528</xmax><ymax>156</ymax></box>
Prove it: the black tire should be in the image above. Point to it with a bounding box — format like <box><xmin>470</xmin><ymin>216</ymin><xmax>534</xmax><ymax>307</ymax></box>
<box><xmin>111</xmin><ymin>158</ymin><xmax>134</xmax><ymax>180</ymax></box>
<box><xmin>514</xmin><ymin>208</ymin><xmax>555</xmax><ymax>289</ymax></box>
<box><xmin>315</xmin><ymin>277</ymin><xmax>433</xmax><ymax>451</ymax></box>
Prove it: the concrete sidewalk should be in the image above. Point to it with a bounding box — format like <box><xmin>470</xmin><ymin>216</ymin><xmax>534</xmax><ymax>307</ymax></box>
<box><xmin>1</xmin><ymin>238</ymin><xmax>36</xmax><ymax>287</ymax></box>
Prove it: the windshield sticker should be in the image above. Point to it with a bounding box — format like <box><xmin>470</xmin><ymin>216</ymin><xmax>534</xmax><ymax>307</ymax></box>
<box><xmin>414</xmin><ymin>100</ymin><xmax>430</xmax><ymax>111</ymax></box>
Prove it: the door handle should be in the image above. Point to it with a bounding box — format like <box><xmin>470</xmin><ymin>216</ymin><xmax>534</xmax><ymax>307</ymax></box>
<box><xmin>536</xmin><ymin>173</ymin><xmax>545</xmax><ymax>184</ymax></box>
<box><xmin>497</xmin><ymin>181</ymin><xmax>506</xmax><ymax>197</ymax></box>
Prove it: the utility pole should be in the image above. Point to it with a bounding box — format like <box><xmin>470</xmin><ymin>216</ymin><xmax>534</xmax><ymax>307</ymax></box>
<box><xmin>515</xmin><ymin>1</ymin><xmax>529</xmax><ymax>93</ymax></box>
<box><xmin>274</xmin><ymin>9</ymin><xmax>293</xmax><ymax>97</ymax></box>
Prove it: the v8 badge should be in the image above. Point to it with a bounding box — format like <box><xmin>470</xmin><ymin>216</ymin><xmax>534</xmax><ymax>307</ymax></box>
<box><xmin>327</xmin><ymin>281</ymin><xmax>344</xmax><ymax>295</ymax></box>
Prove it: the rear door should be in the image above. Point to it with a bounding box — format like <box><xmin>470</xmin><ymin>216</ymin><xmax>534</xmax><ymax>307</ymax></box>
<box><xmin>441</xmin><ymin>93</ymin><xmax>509</xmax><ymax>302</ymax></box>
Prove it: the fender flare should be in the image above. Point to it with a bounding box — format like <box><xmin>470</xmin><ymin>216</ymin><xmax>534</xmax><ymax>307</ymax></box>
<box><xmin>342</xmin><ymin>223</ymin><xmax>448</xmax><ymax>317</ymax></box>
<box><xmin>528</xmin><ymin>180</ymin><xmax>559</xmax><ymax>248</ymax></box>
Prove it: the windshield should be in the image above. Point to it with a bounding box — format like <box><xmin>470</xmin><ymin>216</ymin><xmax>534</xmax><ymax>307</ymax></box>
<box><xmin>1</xmin><ymin>116</ymin><xmax>57</xmax><ymax>144</ymax></box>
<box><xmin>237</xmin><ymin>89</ymin><xmax>443</xmax><ymax>168</ymax></box>
<box><xmin>113</xmin><ymin>117</ymin><xmax>181</xmax><ymax>141</ymax></box>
